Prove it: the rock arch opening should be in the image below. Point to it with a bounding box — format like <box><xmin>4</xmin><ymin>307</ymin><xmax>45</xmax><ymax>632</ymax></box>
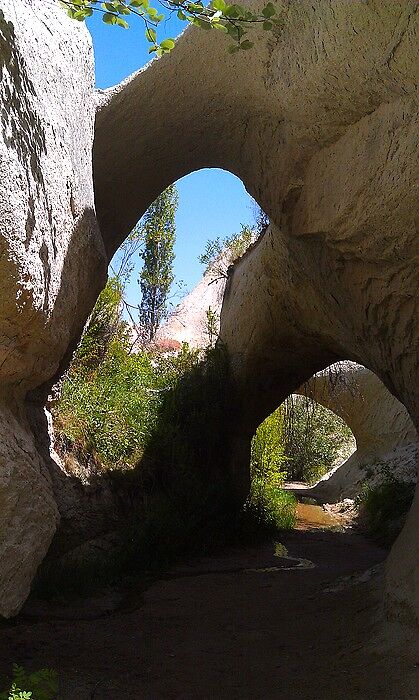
<box><xmin>246</xmin><ymin>361</ymin><xmax>416</xmax><ymax>532</ymax></box>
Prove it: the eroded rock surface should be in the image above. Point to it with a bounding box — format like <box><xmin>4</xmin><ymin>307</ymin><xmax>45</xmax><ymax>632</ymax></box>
<box><xmin>0</xmin><ymin>0</ymin><xmax>417</xmax><ymax>628</ymax></box>
<box><xmin>153</xmin><ymin>269</ymin><xmax>418</xmax><ymax>500</ymax></box>
<box><xmin>0</xmin><ymin>1</ymin><xmax>106</xmax><ymax>617</ymax></box>
<box><xmin>295</xmin><ymin>364</ymin><xmax>418</xmax><ymax>502</ymax></box>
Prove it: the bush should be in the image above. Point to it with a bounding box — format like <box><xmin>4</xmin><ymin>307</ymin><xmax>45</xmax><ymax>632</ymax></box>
<box><xmin>0</xmin><ymin>666</ymin><xmax>57</xmax><ymax>700</ymax></box>
<box><xmin>246</xmin><ymin>408</ymin><xmax>297</xmax><ymax>531</ymax></box>
<box><xmin>359</xmin><ymin>477</ymin><xmax>415</xmax><ymax>545</ymax></box>
<box><xmin>282</xmin><ymin>395</ymin><xmax>354</xmax><ymax>484</ymax></box>
<box><xmin>71</xmin><ymin>277</ymin><xmax>127</xmax><ymax>374</ymax></box>
<box><xmin>56</xmin><ymin>341</ymin><xmax>166</xmax><ymax>469</ymax></box>
<box><xmin>46</xmin><ymin>340</ymin><xmax>242</xmax><ymax>592</ymax></box>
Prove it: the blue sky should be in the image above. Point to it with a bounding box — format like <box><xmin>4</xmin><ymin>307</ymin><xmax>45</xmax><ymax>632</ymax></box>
<box><xmin>87</xmin><ymin>13</ymin><xmax>254</xmax><ymax>305</ymax></box>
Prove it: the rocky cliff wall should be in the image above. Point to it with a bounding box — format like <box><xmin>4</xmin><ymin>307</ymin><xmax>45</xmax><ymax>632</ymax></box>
<box><xmin>0</xmin><ymin>0</ymin><xmax>106</xmax><ymax>617</ymax></box>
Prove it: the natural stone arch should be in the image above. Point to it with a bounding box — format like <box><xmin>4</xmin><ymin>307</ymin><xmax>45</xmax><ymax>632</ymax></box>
<box><xmin>218</xmin><ymin>220</ymin><xmax>418</xmax><ymax>628</ymax></box>
<box><xmin>293</xmin><ymin>363</ymin><xmax>417</xmax><ymax>502</ymax></box>
<box><xmin>0</xmin><ymin>0</ymin><xmax>417</xmax><ymax>629</ymax></box>
<box><xmin>93</xmin><ymin>0</ymin><xmax>418</xmax><ymax>260</ymax></box>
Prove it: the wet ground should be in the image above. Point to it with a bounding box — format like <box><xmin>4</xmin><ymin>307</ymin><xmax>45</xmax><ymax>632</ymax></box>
<box><xmin>0</xmin><ymin>505</ymin><xmax>416</xmax><ymax>699</ymax></box>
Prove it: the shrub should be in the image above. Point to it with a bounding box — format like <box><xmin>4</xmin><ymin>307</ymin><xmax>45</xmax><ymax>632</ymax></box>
<box><xmin>56</xmin><ymin>341</ymin><xmax>166</xmax><ymax>469</ymax></box>
<box><xmin>282</xmin><ymin>395</ymin><xmax>354</xmax><ymax>484</ymax></box>
<box><xmin>45</xmin><ymin>342</ymin><xmax>241</xmax><ymax>592</ymax></box>
<box><xmin>0</xmin><ymin>666</ymin><xmax>57</xmax><ymax>700</ymax></box>
<box><xmin>198</xmin><ymin>224</ymin><xmax>256</xmax><ymax>279</ymax></box>
<box><xmin>71</xmin><ymin>277</ymin><xmax>127</xmax><ymax>374</ymax></box>
<box><xmin>359</xmin><ymin>477</ymin><xmax>415</xmax><ymax>545</ymax></box>
<box><xmin>246</xmin><ymin>408</ymin><xmax>297</xmax><ymax>531</ymax></box>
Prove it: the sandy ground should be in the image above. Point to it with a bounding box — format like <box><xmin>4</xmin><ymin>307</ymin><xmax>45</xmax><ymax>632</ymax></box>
<box><xmin>0</xmin><ymin>505</ymin><xmax>416</xmax><ymax>699</ymax></box>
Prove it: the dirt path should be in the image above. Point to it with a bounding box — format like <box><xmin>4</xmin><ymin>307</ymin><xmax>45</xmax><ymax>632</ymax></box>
<box><xmin>0</xmin><ymin>505</ymin><xmax>416</xmax><ymax>699</ymax></box>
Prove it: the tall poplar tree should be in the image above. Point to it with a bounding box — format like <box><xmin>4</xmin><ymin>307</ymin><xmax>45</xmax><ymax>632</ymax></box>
<box><xmin>138</xmin><ymin>185</ymin><xmax>178</xmax><ymax>342</ymax></box>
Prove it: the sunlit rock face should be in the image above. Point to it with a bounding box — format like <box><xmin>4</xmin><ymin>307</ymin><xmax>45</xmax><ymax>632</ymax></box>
<box><xmin>151</xmin><ymin>251</ymin><xmax>230</xmax><ymax>350</ymax></box>
<box><xmin>0</xmin><ymin>0</ymin><xmax>417</xmax><ymax>628</ymax></box>
<box><xmin>0</xmin><ymin>1</ymin><xmax>106</xmax><ymax>617</ymax></box>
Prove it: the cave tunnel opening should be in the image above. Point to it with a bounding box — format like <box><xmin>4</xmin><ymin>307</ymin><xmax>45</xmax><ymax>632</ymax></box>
<box><xmin>246</xmin><ymin>362</ymin><xmax>417</xmax><ymax>547</ymax></box>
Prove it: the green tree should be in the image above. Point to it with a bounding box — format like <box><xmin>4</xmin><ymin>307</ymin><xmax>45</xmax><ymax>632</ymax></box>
<box><xmin>71</xmin><ymin>277</ymin><xmax>127</xmax><ymax>374</ymax></box>
<box><xmin>282</xmin><ymin>395</ymin><xmax>354</xmax><ymax>484</ymax></box>
<box><xmin>139</xmin><ymin>185</ymin><xmax>178</xmax><ymax>342</ymax></box>
<box><xmin>198</xmin><ymin>224</ymin><xmax>255</xmax><ymax>280</ymax></box>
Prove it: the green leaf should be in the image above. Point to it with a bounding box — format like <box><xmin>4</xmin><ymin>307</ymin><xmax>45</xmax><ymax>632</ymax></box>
<box><xmin>224</xmin><ymin>5</ymin><xmax>240</xmax><ymax>18</ymax></box>
<box><xmin>116</xmin><ymin>16</ymin><xmax>129</xmax><ymax>27</ymax></box>
<box><xmin>262</xmin><ymin>20</ymin><xmax>272</xmax><ymax>30</ymax></box>
<box><xmin>228</xmin><ymin>44</ymin><xmax>240</xmax><ymax>53</ymax></box>
<box><xmin>160</xmin><ymin>38</ymin><xmax>175</xmax><ymax>50</ymax></box>
<box><xmin>196</xmin><ymin>18</ymin><xmax>211</xmax><ymax>30</ymax></box>
<box><xmin>187</xmin><ymin>3</ymin><xmax>204</xmax><ymax>13</ymax></box>
<box><xmin>240</xmin><ymin>39</ymin><xmax>253</xmax><ymax>49</ymax></box>
<box><xmin>177</xmin><ymin>9</ymin><xmax>186</xmax><ymax>20</ymax></box>
<box><xmin>145</xmin><ymin>27</ymin><xmax>157</xmax><ymax>42</ymax></box>
<box><xmin>212</xmin><ymin>0</ymin><xmax>226</xmax><ymax>10</ymax></box>
<box><xmin>102</xmin><ymin>11</ymin><xmax>117</xmax><ymax>23</ymax></box>
<box><xmin>226</xmin><ymin>22</ymin><xmax>239</xmax><ymax>37</ymax></box>
<box><xmin>262</xmin><ymin>2</ymin><xmax>275</xmax><ymax>19</ymax></box>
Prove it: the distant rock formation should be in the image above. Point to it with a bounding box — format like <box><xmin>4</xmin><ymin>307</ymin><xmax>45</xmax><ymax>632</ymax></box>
<box><xmin>154</xmin><ymin>257</ymin><xmax>228</xmax><ymax>350</ymax></box>
<box><xmin>146</xmin><ymin>269</ymin><xmax>418</xmax><ymax>503</ymax></box>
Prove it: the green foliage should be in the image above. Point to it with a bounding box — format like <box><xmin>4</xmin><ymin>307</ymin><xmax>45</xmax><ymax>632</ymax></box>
<box><xmin>57</xmin><ymin>341</ymin><xmax>165</xmax><ymax>468</ymax></box>
<box><xmin>204</xmin><ymin>305</ymin><xmax>219</xmax><ymax>346</ymax></box>
<box><xmin>0</xmin><ymin>666</ymin><xmax>57</xmax><ymax>700</ymax></box>
<box><xmin>246</xmin><ymin>408</ymin><xmax>297</xmax><ymax>531</ymax></box>
<box><xmin>148</xmin><ymin>342</ymin><xmax>232</xmax><ymax>479</ymax></box>
<box><xmin>71</xmin><ymin>277</ymin><xmax>127</xmax><ymax>375</ymax></box>
<box><xmin>198</xmin><ymin>224</ymin><xmax>255</xmax><ymax>278</ymax></box>
<box><xmin>59</xmin><ymin>0</ymin><xmax>285</xmax><ymax>56</ymax></box>
<box><xmin>48</xmin><ymin>340</ymin><xmax>239</xmax><ymax>592</ymax></box>
<box><xmin>250</xmin><ymin>407</ymin><xmax>286</xmax><ymax>485</ymax></box>
<box><xmin>118</xmin><ymin>343</ymin><xmax>240</xmax><ymax>568</ymax></box>
<box><xmin>243</xmin><ymin>486</ymin><xmax>297</xmax><ymax>532</ymax></box>
<box><xmin>359</xmin><ymin>477</ymin><xmax>415</xmax><ymax>545</ymax></box>
<box><xmin>138</xmin><ymin>185</ymin><xmax>178</xmax><ymax>342</ymax></box>
<box><xmin>282</xmin><ymin>396</ymin><xmax>354</xmax><ymax>484</ymax></box>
